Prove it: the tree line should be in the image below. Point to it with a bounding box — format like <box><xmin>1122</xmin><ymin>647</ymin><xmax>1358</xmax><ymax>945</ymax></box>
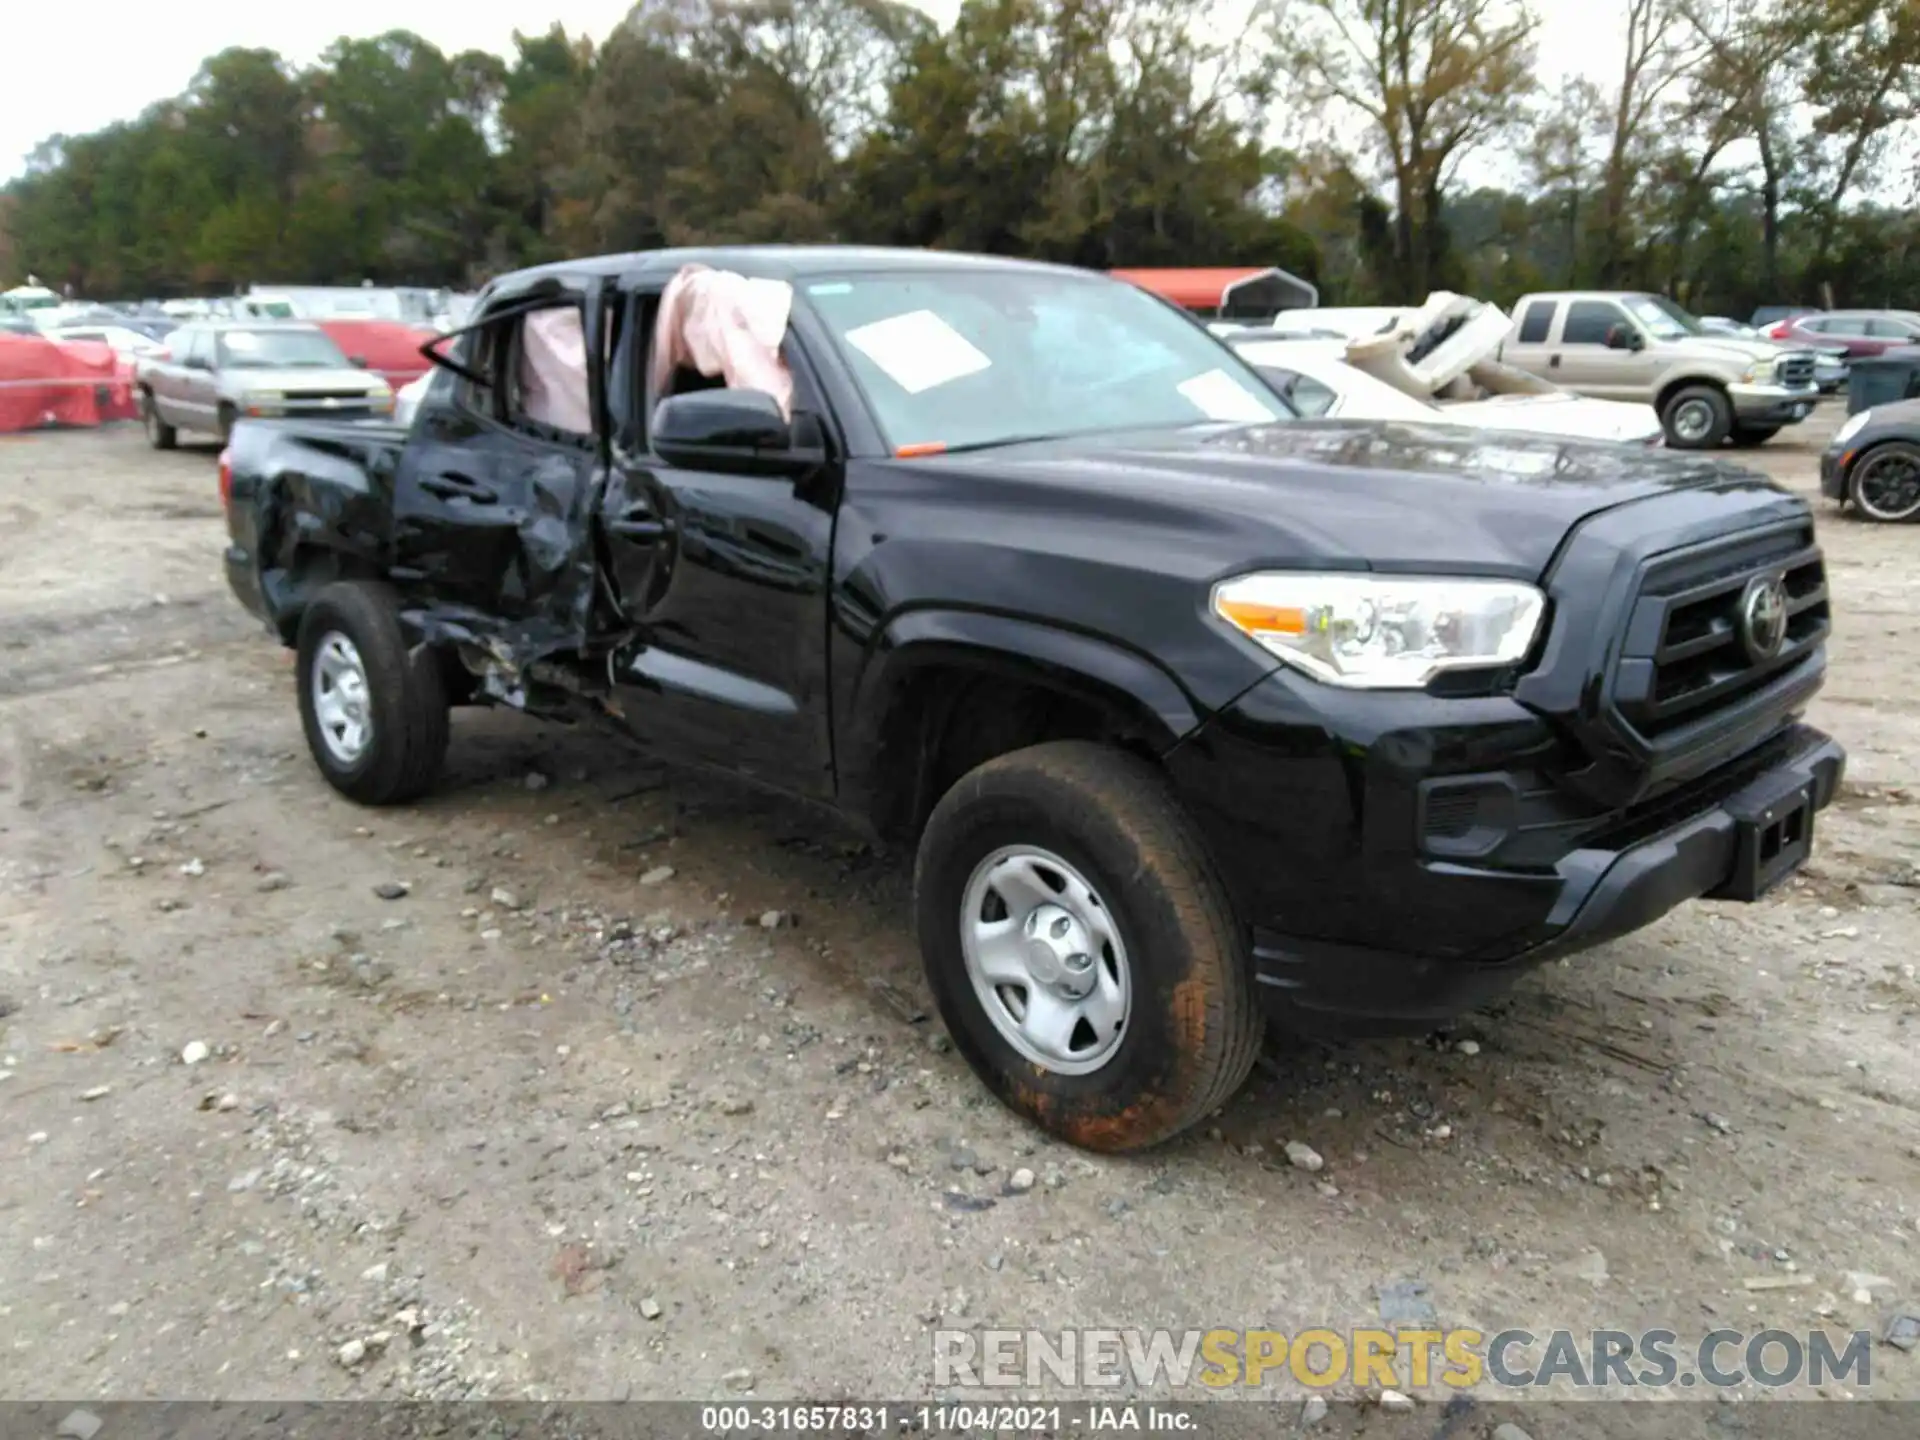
<box><xmin>2</xmin><ymin>0</ymin><xmax>1916</xmax><ymax>315</ymax></box>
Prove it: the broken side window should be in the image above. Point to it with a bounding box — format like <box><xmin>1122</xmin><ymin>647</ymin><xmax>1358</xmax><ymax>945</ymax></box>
<box><xmin>510</xmin><ymin>306</ymin><xmax>593</xmax><ymax>437</ymax></box>
<box><xmin>646</xmin><ymin>264</ymin><xmax>795</xmax><ymax>417</ymax></box>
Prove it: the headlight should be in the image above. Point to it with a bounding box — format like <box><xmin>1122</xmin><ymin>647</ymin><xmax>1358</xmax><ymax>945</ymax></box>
<box><xmin>1833</xmin><ymin>410</ymin><xmax>1872</xmax><ymax>447</ymax></box>
<box><xmin>245</xmin><ymin>390</ymin><xmax>283</xmax><ymax>405</ymax></box>
<box><xmin>1212</xmin><ymin>572</ymin><xmax>1546</xmax><ymax>689</ymax></box>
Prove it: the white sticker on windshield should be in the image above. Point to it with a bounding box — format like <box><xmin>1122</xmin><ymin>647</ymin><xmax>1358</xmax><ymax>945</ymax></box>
<box><xmin>1177</xmin><ymin>368</ymin><xmax>1277</xmax><ymax>422</ymax></box>
<box><xmin>842</xmin><ymin>310</ymin><xmax>991</xmax><ymax>395</ymax></box>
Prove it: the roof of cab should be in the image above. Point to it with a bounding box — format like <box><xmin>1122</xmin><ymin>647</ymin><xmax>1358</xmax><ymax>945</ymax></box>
<box><xmin>488</xmin><ymin>245</ymin><xmax>1089</xmax><ymax>296</ymax></box>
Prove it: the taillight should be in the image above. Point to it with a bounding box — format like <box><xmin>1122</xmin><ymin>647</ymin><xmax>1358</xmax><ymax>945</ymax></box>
<box><xmin>217</xmin><ymin>447</ymin><xmax>233</xmax><ymax>506</ymax></box>
<box><xmin>1767</xmin><ymin>322</ymin><xmax>1791</xmax><ymax>339</ymax></box>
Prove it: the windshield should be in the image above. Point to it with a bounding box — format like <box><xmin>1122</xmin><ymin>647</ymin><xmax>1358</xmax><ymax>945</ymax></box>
<box><xmin>1622</xmin><ymin>294</ymin><xmax>1702</xmax><ymax>341</ymax></box>
<box><xmin>217</xmin><ymin>328</ymin><xmax>349</xmax><ymax>369</ymax></box>
<box><xmin>803</xmin><ymin>269</ymin><xmax>1283</xmax><ymax>452</ymax></box>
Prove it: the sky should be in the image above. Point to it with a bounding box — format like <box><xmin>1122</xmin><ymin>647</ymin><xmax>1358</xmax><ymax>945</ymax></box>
<box><xmin>0</xmin><ymin>1</ymin><xmax>1619</xmax><ymax>184</ymax></box>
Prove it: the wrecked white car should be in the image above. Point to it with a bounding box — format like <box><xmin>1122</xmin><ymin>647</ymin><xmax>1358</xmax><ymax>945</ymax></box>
<box><xmin>1228</xmin><ymin>292</ymin><xmax>1663</xmax><ymax>444</ymax></box>
<box><xmin>1224</xmin><ymin>333</ymin><xmax>1665</xmax><ymax>445</ymax></box>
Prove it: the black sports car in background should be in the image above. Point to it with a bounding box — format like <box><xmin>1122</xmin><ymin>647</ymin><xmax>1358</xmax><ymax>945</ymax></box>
<box><xmin>1823</xmin><ymin>398</ymin><xmax>1920</xmax><ymax>522</ymax></box>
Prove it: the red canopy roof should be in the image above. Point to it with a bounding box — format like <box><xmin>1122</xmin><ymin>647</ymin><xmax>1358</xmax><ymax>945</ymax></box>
<box><xmin>1109</xmin><ymin>267</ymin><xmax>1270</xmax><ymax>308</ymax></box>
<box><xmin>313</xmin><ymin>319</ymin><xmax>437</xmax><ymax>386</ymax></box>
<box><xmin>1109</xmin><ymin>266</ymin><xmax>1319</xmax><ymax>313</ymax></box>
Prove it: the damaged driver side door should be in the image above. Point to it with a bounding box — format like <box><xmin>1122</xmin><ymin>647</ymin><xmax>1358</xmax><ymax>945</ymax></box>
<box><xmin>595</xmin><ymin>286</ymin><xmax>840</xmax><ymax>799</ymax></box>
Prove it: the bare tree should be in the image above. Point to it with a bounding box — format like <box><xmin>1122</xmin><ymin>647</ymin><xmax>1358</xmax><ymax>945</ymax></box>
<box><xmin>1597</xmin><ymin>0</ymin><xmax>1697</xmax><ymax>283</ymax></box>
<box><xmin>1279</xmin><ymin>0</ymin><xmax>1539</xmax><ymax>296</ymax></box>
<box><xmin>1676</xmin><ymin>0</ymin><xmax>1811</xmax><ymax>293</ymax></box>
<box><xmin>1794</xmin><ymin>0</ymin><xmax>1920</xmax><ymax>291</ymax></box>
<box><xmin>1524</xmin><ymin>77</ymin><xmax>1604</xmax><ymax>285</ymax></box>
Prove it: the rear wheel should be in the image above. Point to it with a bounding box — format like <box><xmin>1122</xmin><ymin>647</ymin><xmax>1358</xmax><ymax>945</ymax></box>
<box><xmin>1849</xmin><ymin>442</ymin><xmax>1920</xmax><ymax>523</ymax></box>
<box><xmin>913</xmin><ymin>740</ymin><xmax>1262</xmax><ymax>1152</ymax></box>
<box><xmin>1662</xmin><ymin>385</ymin><xmax>1733</xmax><ymax>449</ymax></box>
<box><xmin>142</xmin><ymin>393</ymin><xmax>176</xmax><ymax>450</ymax></box>
<box><xmin>1730</xmin><ymin>425</ymin><xmax>1780</xmax><ymax>448</ymax></box>
<box><xmin>295</xmin><ymin>581</ymin><xmax>449</xmax><ymax>804</ymax></box>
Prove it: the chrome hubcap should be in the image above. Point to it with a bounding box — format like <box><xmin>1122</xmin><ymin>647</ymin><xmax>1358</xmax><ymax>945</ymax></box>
<box><xmin>960</xmin><ymin>846</ymin><xmax>1130</xmax><ymax>1075</ymax></box>
<box><xmin>1673</xmin><ymin>399</ymin><xmax>1714</xmax><ymax>442</ymax></box>
<box><xmin>311</xmin><ymin>631</ymin><xmax>373</xmax><ymax>764</ymax></box>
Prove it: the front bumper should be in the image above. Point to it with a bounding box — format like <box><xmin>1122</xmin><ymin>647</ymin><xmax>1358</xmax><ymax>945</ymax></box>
<box><xmin>1265</xmin><ymin>728</ymin><xmax>1838</xmax><ymax>1032</ymax></box>
<box><xmin>1819</xmin><ymin>447</ymin><xmax>1848</xmax><ymax>501</ymax></box>
<box><xmin>1728</xmin><ymin>382</ymin><xmax>1819</xmax><ymax>425</ymax></box>
<box><xmin>1165</xmin><ymin>665</ymin><xmax>1843</xmax><ymax>1036</ymax></box>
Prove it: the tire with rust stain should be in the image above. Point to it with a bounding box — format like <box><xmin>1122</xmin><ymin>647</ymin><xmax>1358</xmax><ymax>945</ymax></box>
<box><xmin>296</xmin><ymin>581</ymin><xmax>450</xmax><ymax>806</ymax></box>
<box><xmin>913</xmin><ymin>740</ymin><xmax>1261</xmax><ymax>1152</ymax></box>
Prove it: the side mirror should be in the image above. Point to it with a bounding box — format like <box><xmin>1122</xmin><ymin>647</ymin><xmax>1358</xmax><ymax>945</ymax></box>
<box><xmin>1604</xmin><ymin>324</ymin><xmax>1642</xmax><ymax>352</ymax></box>
<box><xmin>349</xmin><ymin>355</ymin><xmax>368</xmax><ymax>368</ymax></box>
<box><xmin>651</xmin><ymin>389</ymin><xmax>810</xmax><ymax>473</ymax></box>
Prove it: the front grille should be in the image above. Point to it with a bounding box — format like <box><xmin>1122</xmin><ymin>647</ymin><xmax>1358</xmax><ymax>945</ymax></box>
<box><xmin>285</xmin><ymin>399</ymin><xmax>375</xmax><ymax>419</ymax></box>
<box><xmin>1776</xmin><ymin>353</ymin><xmax>1816</xmax><ymax>390</ymax></box>
<box><xmin>288</xmin><ymin>390</ymin><xmax>375</xmax><ymax>402</ymax></box>
<box><xmin>1613</xmin><ymin>525</ymin><xmax>1828</xmax><ymax>740</ymax></box>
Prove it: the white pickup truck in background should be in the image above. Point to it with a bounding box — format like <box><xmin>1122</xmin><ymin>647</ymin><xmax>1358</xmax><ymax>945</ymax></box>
<box><xmin>1497</xmin><ymin>291</ymin><xmax>1819</xmax><ymax>449</ymax></box>
<box><xmin>1260</xmin><ymin>289</ymin><xmax>1820</xmax><ymax>450</ymax></box>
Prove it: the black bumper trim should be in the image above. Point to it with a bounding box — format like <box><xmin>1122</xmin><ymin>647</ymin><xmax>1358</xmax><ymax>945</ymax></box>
<box><xmin>1251</xmin><ymin>728</ymin><xmax>1845</xmax><ymax>1032</ymax></box>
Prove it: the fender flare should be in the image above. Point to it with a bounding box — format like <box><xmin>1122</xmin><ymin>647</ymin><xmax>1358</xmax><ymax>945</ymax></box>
<box><xmin>839</xmin><ymin>607</ymin><xmax>1208</xmax><ymax>837</ymax></box>
<box><xmin>858</xmin><ymin>608</ymin><xmax>1202</xmax><ymax>745</ymax></box>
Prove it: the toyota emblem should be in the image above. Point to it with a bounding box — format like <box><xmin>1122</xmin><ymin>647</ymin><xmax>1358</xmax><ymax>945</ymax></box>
<box><xmin>1738</xmin><ymin>573</ymin><xmax>1789</xmax><ymax>663</ymax></box>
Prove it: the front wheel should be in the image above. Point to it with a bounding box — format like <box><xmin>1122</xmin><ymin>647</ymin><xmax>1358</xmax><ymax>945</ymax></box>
<box><xmin>1661</xmin><ymin>385</ymin><xmax>1733</xmax><ymax>449</ymax></box>
<box><xmin>913</xmin><ymin>741</ymin><xmax>1262</xmax><ymax>1152</ymax></box>
<box><xmin>143</xmin><ymin>393</ymin><xmax>176</xmax><ymax>450</ymax></box>
<box><xmin>1849</xmin><ymin>442</ymin><xmax>1920</xmax><ymax>523</ymax></box>
<box><xmin>295</xmin><ymin>581</ymin><xmax>450</xmax><ymax>804</ymax></box>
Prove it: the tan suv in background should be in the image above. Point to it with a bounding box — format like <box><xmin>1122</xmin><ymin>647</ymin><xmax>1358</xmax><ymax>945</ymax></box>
<box><xmin>1500</xmin><ymin>290</ymin><xmax>1820</xmax><ymax>449</ymax></box>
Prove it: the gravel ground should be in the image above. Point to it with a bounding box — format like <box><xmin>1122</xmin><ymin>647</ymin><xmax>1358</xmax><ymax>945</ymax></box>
<box><xmin>1</xmin><ymin>412</ymin><xmax>1916</xmax><ymax>1420</ymax></box>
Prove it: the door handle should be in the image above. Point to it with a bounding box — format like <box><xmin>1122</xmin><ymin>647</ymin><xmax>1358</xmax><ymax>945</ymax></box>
<box><xmin>420</xmin><ymin>471</ymin><xmax>497</xmax><ymax>504</ymax></box>
<box><xmin>1548</xmin><ymin>353</ymin><xmax>1561</xmax><ymax>368</ymax></box>
<box><xmin>608</xmin><ymin>501</ymin><xmax>668</xmax><ymax>541</ymax></box>
<box><xmin>618</xmin><ymin>514</ymin><xmax>679</xmax><ymax>545</ymax></box>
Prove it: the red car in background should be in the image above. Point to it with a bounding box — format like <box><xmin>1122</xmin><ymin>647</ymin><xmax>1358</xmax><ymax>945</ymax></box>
<box><xmin>311</xmin><ymin>318</ymin><xmax>437</xmax><ymax>390</ymax></box>
<box><xmin>1771</xmin><ymin>309</ymin><xmax>1920</xmax><ymax>357</ymax></box>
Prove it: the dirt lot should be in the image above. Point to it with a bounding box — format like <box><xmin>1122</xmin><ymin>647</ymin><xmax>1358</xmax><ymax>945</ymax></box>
<box><xmin>2</xmin><ymin>411</ymin><xmax>1917</xmax><ymax>1418</ymax></box>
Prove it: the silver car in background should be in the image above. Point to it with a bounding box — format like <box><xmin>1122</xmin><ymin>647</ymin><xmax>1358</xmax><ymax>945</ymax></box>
<box><xmin>135</xmin><ymin>321</ymin><xmax>395</xmax><ymax>447</ymax></box>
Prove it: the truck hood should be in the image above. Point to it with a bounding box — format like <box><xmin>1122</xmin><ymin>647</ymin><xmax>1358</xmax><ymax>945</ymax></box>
<box><xmin>911</xmin><ymin>420</ymin><xmax>1787</xmax><ymax>580</ymax></box>
<box><xmin>1667</xmin><ymin>335</ymin><xmax>1797</xmax><ymax>366</ymax></box>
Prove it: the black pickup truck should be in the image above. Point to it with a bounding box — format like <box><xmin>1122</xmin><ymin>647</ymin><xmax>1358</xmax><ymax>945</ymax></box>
<box><xmin>221</xmin><ymin>246</ymin><xmax>1843</xmax><ymax>1151</ymax></box>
